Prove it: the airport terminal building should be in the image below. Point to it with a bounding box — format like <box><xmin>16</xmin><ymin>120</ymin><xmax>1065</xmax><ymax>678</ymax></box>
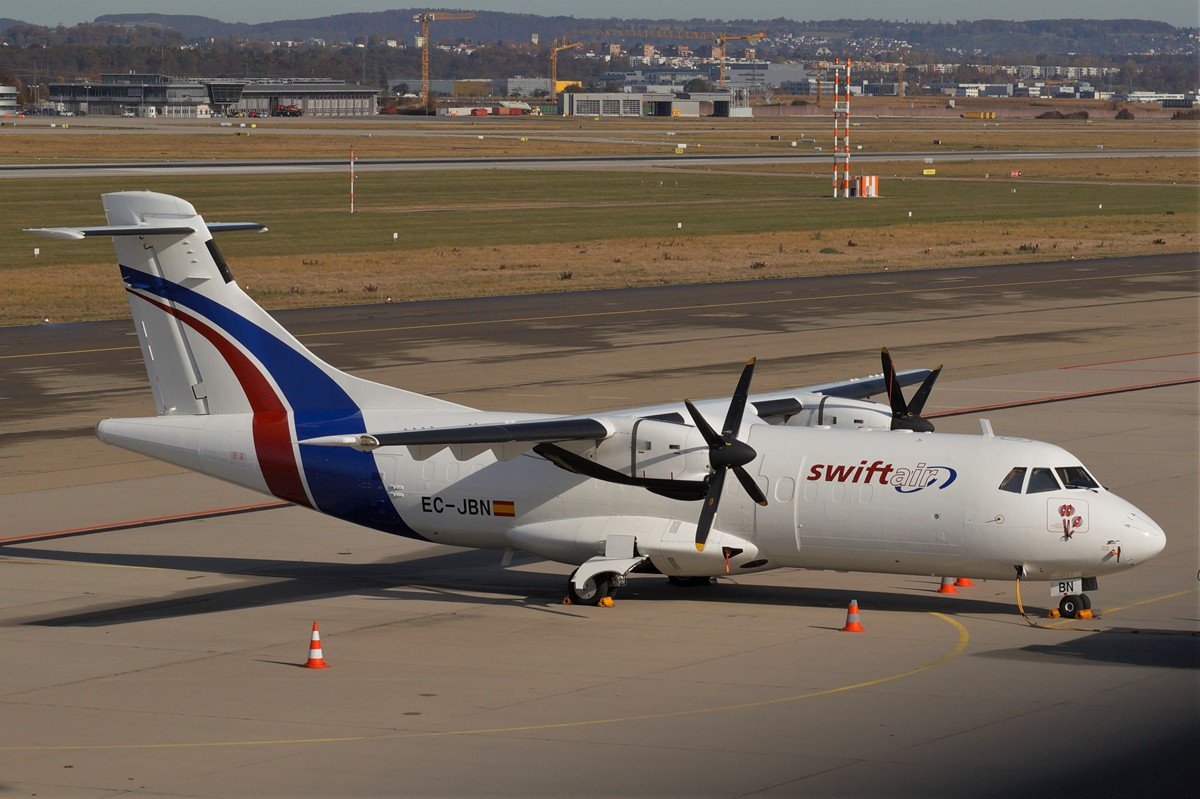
<box><xmin>560</xmin><ymin>90</ymin><xmax>750</xmax><ymax>118</ymax></box>
<box><xmin>48</xmin><ymin>74</ymin><xmax>379</xmax><ymax>117</ymax></box>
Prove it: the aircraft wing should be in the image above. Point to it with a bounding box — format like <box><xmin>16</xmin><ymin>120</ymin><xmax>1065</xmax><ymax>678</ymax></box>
<box><xmin>610</xmin><ymin>368</ymin><xmax>933</xmax><ymax>422</ymax></box>
<box><xmin>302</xmin><ymin>416</ymin><xmax>613</xmax><ymax>461</ymax></box>
<box><xmin>767</xmin><ymin>368</ymin><xmax>931</xmax><ymax>401</ymax></box>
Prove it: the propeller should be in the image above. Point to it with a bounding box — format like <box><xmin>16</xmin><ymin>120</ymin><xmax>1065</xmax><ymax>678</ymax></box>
<box><xmin>881</xmin><ymin>347</ymin><xmax>942</xmax><ymax>433</ymax></box>
<box><xmin>684</xmin><ymin>357</ymin><xmax>769</xmax><ymax>552</ymax></box>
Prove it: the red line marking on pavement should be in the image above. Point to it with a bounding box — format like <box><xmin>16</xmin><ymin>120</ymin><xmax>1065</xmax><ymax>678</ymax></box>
<box><xmin>0</xmin><ymin>501</ymin><xmax>291</xmax><ymax>546</ymax></box>
<box><xmin>927</xmin><ymin>377</ymin><xmax>1199</xmax><ymax>419</ymax></box>
<box><xmin>1061</xmin><ymin>351</ymin><xmax>1199</xmax><ymax>370</ymax></box>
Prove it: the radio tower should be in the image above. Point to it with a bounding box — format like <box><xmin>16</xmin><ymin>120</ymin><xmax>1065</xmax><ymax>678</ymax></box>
<box><xmin>832</xmin><ymin>57</ymin><xmax>852</xmax><ymax>198</ymax></box>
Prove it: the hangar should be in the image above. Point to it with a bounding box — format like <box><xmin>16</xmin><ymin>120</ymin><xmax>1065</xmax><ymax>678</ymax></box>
<box><xmin>48</xmin><ymin>74</ymin><xmax>379</xmax><ymax>117</ymax></box>
<box><xmin>559</xmin><ymin>90</ymin><xmax>749</xmax><ymax>117</ymax></box>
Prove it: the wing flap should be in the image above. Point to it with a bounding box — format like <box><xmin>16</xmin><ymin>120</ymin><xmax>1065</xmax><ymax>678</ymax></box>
<box><xmin>301</xmin><ymin>417</ymin><xmax>613</xmax><ymax>459</ymax></box>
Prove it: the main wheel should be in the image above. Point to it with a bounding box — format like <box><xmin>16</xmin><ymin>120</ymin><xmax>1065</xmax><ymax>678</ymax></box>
<box><xmin>668</xmin><ymin>576</ymin><xmax>714</xmax><ymax>588</ymax></box>
<box><xmin>1078</xmin><ymin>593</ymin><xmax>1092</xmax><ymax>610</ymax></box>
<box><xmin>567</xmin><ymin>570</ymin><xmax>612</xmax><ymax>606</ymax></box>
<box><xmin>1059</xmin><ymin>594</ymin><xmax>1083</xmax><ymax>618</ymax></box>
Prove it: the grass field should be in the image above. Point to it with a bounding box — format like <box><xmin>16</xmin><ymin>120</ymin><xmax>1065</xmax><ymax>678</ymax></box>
<box><xmin>5</xmin><ymin>165</ymin><xmax>1196</xmax><ymax>326</ymax></box>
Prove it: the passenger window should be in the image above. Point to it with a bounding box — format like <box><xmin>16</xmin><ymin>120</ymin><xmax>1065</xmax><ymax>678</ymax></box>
<box><xmin>1055</xmin><ymin>466</ymin><xmax>1099</xmax><ymax>489</ymax></box>
<box><xmin>1026</xmin><ymin>467</ymin><xmax>1060</xmax><ymax>493</ymax></box>
<box><xmin>998</xmin><ymin>467</ymin><xmax>1026</xmax><ymax>493</ymax></box>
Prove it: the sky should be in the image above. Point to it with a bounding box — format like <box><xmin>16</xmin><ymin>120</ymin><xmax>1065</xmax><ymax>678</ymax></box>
<box><xmin>7</xmin><ymin>1</ymin><xmax>1198</xmax><ymax>28</ymax></box>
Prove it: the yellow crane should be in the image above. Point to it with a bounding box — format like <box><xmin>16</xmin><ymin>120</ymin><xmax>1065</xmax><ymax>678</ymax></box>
<box><xmin>714</xmin><ymin>32</ymin><xmax>766</xmax><ymax>87</ymax></box>
<box><xmin>412</xmin><ymin>10</ymin><xmax>476</xmax><ymax>114</ymax></box>
<box><xmin>574</xmin><ymin>29</ymin><xmax>765</xmax><ymax>89</ymax></box>
<box><xmin>549</xmin><ymin>38</ymin><xmax>582</xmax><ymax>103</ymax></box>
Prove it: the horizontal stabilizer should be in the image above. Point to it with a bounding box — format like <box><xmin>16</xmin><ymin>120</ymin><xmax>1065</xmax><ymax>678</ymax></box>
<box><xmin>25</xmin><ymin>222</ymin><xmax>266</xmax><ymax>240</ymax></box>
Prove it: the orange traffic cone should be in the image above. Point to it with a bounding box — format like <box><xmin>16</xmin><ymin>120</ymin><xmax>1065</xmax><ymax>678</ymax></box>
<box><xmin>841</xmin><ymin>599</ymin><xmax>865</xmax><ymax>632</ymax></box>
<box><xmin>303</xmin><ymin>620</ymin><xmax>329</xmax><ymax>669</ymax></box>
<box><xmin>954</xmin><ymin>577</ymin><xmax>975</xmax><ymax>588</ymax></box>
<box><xmin>937</xmin><ymin>577</ymin><xmax>958</xmax><ymax>594</ymax></box>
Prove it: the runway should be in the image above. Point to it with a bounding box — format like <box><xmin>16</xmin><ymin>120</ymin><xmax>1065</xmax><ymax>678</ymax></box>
<box><xmin>1</xmin><ymin>254</ymin><xmax>1197</xmax><ymax>796</ymax></box>
<box><xmin>2</xmin><ymin>148</ymin><xmax>1195</xmax><ymax>178</ymax></box>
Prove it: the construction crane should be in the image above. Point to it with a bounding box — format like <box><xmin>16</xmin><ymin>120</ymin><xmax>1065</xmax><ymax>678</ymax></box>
<box><xmin>714</xmin><ymin>32</ymin><xmax>766</xmax><ymax>87</ymax></box>
<box><xmin>574</xmin><ymin>29</ymin><xmax>765</xmax><ymax>89</ymax></box>
<box><xmin>549</xmin><ymin>38</ymin><xmax>582</xmax><ymax>103</ymax></box>
<box><xmin>412</xmin><ymin>11</ymin><xmax>476</xmax><ymax>115</ymax></box>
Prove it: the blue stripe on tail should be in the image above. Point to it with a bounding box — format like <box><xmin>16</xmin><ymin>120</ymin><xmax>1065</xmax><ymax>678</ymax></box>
<box><xmin>122</xmin><ymin>265</ymin><xmax>420</xmax><ymax>538</ymax></box>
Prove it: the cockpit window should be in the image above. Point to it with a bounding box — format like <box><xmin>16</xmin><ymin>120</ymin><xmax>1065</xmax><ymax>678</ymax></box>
<box><xmin>998</xmin><ymin>467</ymin><xmax>1026</xmax><ymax>493</ymax></box>
<box><xmin>1026</xmin><ymin>467</ymin><xmax>1061</xmax><ymax>493</ymax></box>
<box><xmin>1055</xmin><ymin>466</ymin><xmax>1099</xmax><ymax>489</ymax></box>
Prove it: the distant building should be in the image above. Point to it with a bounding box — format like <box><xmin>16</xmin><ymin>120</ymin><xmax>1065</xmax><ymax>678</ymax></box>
<box><xmin>452</xmin><ymin>79</ymin><xmax>494</xmax><ymax>97</ymax></box>
<box><xmin>238</xmin><ymin>82</ymin><xmax>378</xmax><ymax>116</ymax></box>
<box><xmin>506</xmin><ymin>77</ymin><xmax>553</xmax><ymax>97</ymax></box>
<box><xmin>560</xmin><ymin>90</ymin><xmax>743</xmax><ymax>118</ymax></box>
<box><xmin>50</xmin><ymin>73</ymin><xmax>377</xmax><ymax>116</ymax></box>
<box><xmin>0</xmin><ymin>85</ymin><xmax>17</xmax><ymax>114</ymax></box>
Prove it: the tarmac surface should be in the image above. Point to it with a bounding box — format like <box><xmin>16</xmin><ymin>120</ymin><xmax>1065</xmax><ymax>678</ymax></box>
<box><xmin>1</xmin><ymin>254</ymin><xmax>1198</xmax><ymax>797</ymax></box>
<box><xmin>3</xmin><ymin>148</ymin><xmax>1195</xmax><ymax>178</ymax></box>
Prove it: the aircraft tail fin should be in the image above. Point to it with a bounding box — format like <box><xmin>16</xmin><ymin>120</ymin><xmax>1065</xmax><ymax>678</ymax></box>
<box><xmin>29</xmin><ymin>191</ymin><xmax>463</xmax><ymax>419</ymax></box>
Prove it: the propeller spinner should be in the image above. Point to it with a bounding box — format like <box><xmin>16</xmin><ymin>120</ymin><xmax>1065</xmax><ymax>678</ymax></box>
<box><xmin>684</xmin><ymin>357</ymin><xmax>769</xmax><ymax>552</ymax></box>
<box><xmin>881</xmin><ymin>347</ymin><xmax>942</xmax><ymax>433</ymax></box>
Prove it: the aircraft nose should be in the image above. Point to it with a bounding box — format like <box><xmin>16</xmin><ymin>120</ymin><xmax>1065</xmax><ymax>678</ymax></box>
<box><xmin>1120</xmin><ymin>509</ymin><xmax>1166</xmax><ymax>564</ymax></box>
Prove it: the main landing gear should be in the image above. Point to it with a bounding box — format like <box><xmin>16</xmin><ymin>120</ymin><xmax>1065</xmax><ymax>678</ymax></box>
<box><xmin>566</xmin><ymin>568</ymin><xmax>622</xmax><ymax>606</ymax></box>
<box><xmin>1059</xmin><ymin>593</ymin><xmax>1092</xmax><ymax>618</ymax></box>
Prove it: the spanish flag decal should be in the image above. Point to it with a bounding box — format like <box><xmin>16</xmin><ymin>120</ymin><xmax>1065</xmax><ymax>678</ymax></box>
<box><xmin>493</xmin><ymin>500</ymin><xmax>516</xmax><ymax>517</ymax></box>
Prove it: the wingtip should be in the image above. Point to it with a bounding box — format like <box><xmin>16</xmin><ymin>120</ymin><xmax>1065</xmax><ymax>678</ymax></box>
<box><xmin>695</xmin><ymin>543</ymin><xmax>705</xmax><ymax>552</ymax></box>
<box><xmin>746</xmin><ymin>356</ymin><xmax>757</xmax><ymax>366</ymax></box>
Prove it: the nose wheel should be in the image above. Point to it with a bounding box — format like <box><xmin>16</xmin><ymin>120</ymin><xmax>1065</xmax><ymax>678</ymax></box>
<box><xmin>1059</xmin><ymin>593</ymin><xmax>1092</xmax><ymax>618</ymax></box>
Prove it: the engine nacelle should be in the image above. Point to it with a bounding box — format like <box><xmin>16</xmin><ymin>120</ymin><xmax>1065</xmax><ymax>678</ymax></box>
<box><xmin>786</xmin><ymin>394</ymin><xmax>895</xmax><ymax>430</ymax></box>
<box><xmin>563</xmin><ymin>416</ymin><xmax>710</xmax><ymax>482</ymax></box>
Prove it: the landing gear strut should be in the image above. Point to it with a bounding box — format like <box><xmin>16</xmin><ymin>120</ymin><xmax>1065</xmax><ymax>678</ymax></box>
<box><xmin>1059</xmin><ymin>593</ymin><xmax>1092</xmax><ymax>618</ymax></box>
<box><xmin>567</xmin><ymin>568</ymin><xmax>614</xmax><ymax>606</ymax></box>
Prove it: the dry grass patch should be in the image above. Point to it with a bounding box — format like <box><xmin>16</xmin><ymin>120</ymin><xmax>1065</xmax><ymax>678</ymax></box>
<box><xmin>10</xmin><ymin>213</ymin><xmax>1196</xmax><ymax>326</ymax></box>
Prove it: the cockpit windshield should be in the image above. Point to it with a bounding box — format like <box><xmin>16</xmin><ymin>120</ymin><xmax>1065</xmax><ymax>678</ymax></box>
<box><xmin>1056</xmin><ymin>466</ymin><xmax>1099</xmax><ymax>489</ymax></box>
<box><xmin>1026</xmin><ymin>467</ymin><xmax>1060</xmax><ymax>493</ymax></box>
<box><xmin>998</xmin><ymin>467</ymin><xmax>1026</xmax><ymax>493</ymax></box>
<box><xmin>998</xmin><ymin>465</ymin><xmax>1101</xmax><ymax>494</ymax></box>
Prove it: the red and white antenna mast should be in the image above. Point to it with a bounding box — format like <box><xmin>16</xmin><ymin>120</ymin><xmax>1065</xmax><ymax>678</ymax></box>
<box><xmin>833</xmin><ymin>58</ymin><xmax>852</xmax><ymax>198</ymax></box>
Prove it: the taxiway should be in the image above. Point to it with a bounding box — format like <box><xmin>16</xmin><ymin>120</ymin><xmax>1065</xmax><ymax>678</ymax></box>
<box><xmin>1</xmin><ymin>254</ymin><xmax>1197</xmax><ymax>796</ymax></box>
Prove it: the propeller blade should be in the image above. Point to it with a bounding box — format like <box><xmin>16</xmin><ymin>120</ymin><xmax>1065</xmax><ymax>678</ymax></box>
<box><xmin>684</xmin><ymin>399</ymin><xmax>723</xmax><ymax>448</ymax></box>
<box><xmin>694</xmin><ymin>469</ymin><xmax>726</xmax><ymax>551</ymax></box>
<box><xmin>906</xmin><ymin>365</ymin><xmax>942</xmax><ymax>417</ymax></box>
<box><xmin>732</xmin><ymin>465</ymin><xmax>768</xmax><ymax>506</ymax></box>
<box><xmin>721</xmin><ymin>357</ymin><xmax>756</xmax><ymax>438</ymax></box>
<box><xmin>880</xmin><ymin>347</ymin><xmax>908</xmax><ymax>417</ymax></box>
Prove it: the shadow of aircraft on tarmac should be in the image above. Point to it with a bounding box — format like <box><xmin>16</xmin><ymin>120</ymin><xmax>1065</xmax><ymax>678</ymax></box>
<box><xmin>2</xmin><ymin>543</ymin><xmax>1027</xmax><ymax>627</ymax></box>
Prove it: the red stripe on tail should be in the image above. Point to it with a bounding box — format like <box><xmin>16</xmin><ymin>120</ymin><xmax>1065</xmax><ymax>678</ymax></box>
<box><xmin>128</xmin><ymin>290</ymin><xmax>312</xmax><ymax>508</ymax></box>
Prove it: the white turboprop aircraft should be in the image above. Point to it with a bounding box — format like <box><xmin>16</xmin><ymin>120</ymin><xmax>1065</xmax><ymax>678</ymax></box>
<box><xmin>29</xmin><ymin>192</ymin><xmax>1166</xmax><ymax>613</ymax></box>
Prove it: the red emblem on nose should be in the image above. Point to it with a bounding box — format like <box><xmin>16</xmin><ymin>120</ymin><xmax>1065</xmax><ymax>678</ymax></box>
<box><xmin>1072</xmin><ymin>516</ymin><xmax>1083</xmax><ymax>528</ymax></box>
<box><xmin>1059</xmin><ymin>504</ymin><xmax>1074</xmax><ymax>517</ymax></box>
